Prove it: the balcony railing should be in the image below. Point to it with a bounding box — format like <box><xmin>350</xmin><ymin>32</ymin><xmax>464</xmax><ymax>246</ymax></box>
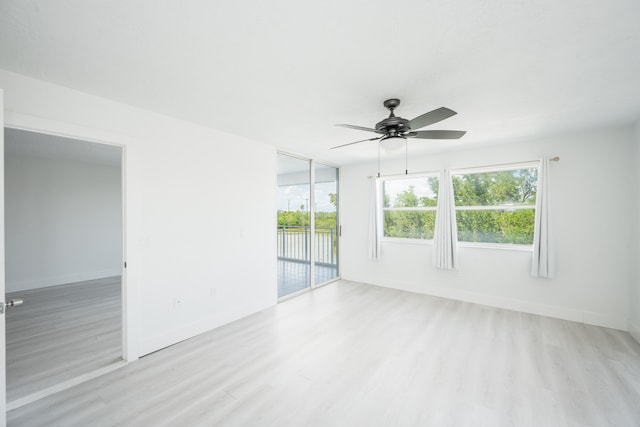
<box><xmin>277</xmin><ymin>226</ymin><xmax>337</xmax><ymax>266</ymax></box>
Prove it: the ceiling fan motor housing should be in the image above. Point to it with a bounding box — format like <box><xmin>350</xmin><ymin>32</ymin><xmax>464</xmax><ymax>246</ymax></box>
<box><xmin>377</xmin><ymin>98</ymin><xmax>411</xmax><ymax>136</ymax></box>
<box><xmin>376</xmin><ymin>116</ymin><xmax>411</xmax><ymax>136</ymax></box>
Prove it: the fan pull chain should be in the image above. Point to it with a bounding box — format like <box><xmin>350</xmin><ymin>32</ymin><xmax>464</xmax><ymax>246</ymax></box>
<box><xmin>405</xmin><ymin>139</ymin><xmax>408</xmax><ymax>175</ymax></box>
<box><xmin>377</xmin><ymin>141</ymin><xmax>381</xmax><ymax>178</ymax></box>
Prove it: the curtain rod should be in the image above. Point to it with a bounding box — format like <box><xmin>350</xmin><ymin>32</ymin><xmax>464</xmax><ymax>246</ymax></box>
<box><xmin>367</xmin><ymin>157</ymin><xmax>559</xmax><ymax>179</ymax></box>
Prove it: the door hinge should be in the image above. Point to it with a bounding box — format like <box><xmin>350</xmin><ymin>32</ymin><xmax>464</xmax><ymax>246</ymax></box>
<box><xmin>339</xmin><ymin>226</ymin><xmax>342</xmax><ymax>237</ymax></box>
<box><xmin>124</xmin><ymin>261</ymin><xmax>127</xmax><ymax>268</ymax></box>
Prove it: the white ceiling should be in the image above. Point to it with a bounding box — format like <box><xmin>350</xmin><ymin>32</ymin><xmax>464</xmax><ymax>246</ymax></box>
<box><xmin>1</xmin><ymin>0</ymin><xmax>639</xmax><ymax>166</ymax></box>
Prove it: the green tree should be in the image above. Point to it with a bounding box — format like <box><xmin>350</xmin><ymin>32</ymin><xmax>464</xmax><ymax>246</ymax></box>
<box><xmin>328</xmin><ymin>192</ymin><xmax>337</xmax><ymax>208</ymax></box>
<box><xmin>277</xmin><ymin>210</ymin><xmax>337</xmax><ymax>229</ymax></box>
<box><xmin>384</xmin><ymin>181</ymin><xmax>438</xmax><ymax>239</ymax></box>
<box><xmin>394</xmin><ymin>185</ymin><xmax>419</xmax><ymax>207</ymax></box>
<box><xmin>277</xmin><ymin>210</ymin><xmax>309</xmax><ymax>226</ymax></box>
<box><xmin>453</xmin><ymin>168</ymin><xmax>538</xmax><ymax>244</ymax></box>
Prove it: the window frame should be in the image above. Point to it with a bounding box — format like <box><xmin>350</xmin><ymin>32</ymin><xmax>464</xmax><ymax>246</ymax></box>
<box><xmin>380</xmin><ymin>172</ymin><xmax>440</xmax><ymax>243</ymax></box>
<box><xmin>451</xmin><ymin>162</ymin><xmax>539</xmax><ymax>250</ymax></box>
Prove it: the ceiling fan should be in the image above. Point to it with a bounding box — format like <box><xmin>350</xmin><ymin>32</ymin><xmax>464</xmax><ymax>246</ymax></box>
<box><xmin>331</xmin><ymin>98</ymin><xmax>466</xmax><ymax>149</ymax></box>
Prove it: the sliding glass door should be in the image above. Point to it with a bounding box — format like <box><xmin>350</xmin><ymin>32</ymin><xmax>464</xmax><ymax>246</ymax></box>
<box><xmin>314</xmin><ymin>163</ymin><xmax>339</xmax><ymax>284</ymax></box>
<box><xmin>277</xmin><ymin>154</ymin><xmax>339</xmax><ymax>298</ymax></box>
<box><xmin>277</xmin><ymin>154</ymin><xmax>311</xmax><ymax>297</ymax></box>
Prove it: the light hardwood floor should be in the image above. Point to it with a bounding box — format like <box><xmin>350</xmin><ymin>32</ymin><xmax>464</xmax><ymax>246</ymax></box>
<box><xmin>7</xmin><ymin>280</ymin><xmax>640</xmax><ymax>426</ymax></box>
<box><xmin>5</xmin><ymin>277</ymin><xmax>122</xmax><ymax>403</ymax></box>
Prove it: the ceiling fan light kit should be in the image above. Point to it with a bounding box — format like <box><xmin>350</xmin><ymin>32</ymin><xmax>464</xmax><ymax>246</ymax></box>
<box><xmin>380</xmin><ymin>135</ymin><xmax>406</xmax><ymax>152</ymax></box>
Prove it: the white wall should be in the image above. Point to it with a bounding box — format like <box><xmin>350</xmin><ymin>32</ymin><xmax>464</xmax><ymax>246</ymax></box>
<box><xmin>0</xmin><ymin>69</ymin><xmax>277</xmax><ymax>358</ymax></box>
<box><xmin>631</xmin><ymin>122</ymin><xmax>640</xmax><ymax>343</ymax></box>
<box><xmin>341</xmin><ymin>126</ymin><xmax>634</xmax><ymax>330</ymax></box>
<box><xmin>5</xmin><ymin>151</ymin><xmax>122</xmax><ymax>292</ymax></box>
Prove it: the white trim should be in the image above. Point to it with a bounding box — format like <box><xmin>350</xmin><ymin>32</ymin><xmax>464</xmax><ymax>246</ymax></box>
<box><xmin>381</xmin><ymin>171</ymin><xmax>440</xmax><ymax>181</ymax></box>
<box><xmin>452</xmin><ymin>161</ymin><xmax>540</xmax><ymax>175</ymax></box>
<box><xmin>458</xmin><ymin>241</ymin><xmax>533</xmax><ymax>252</ymax></box>
<box><xmin>335</xmin><ymin>167</ymin><xmax>341</xmax><ymax>280</ymax></box>
<box><xmin>309</xmin><ymin>160</ymin><xmax>316</xmax><ymax>288</ymax></box>
<box><xmin>139</xmin><ymin>299</ymin><xmax>272</xmax><ymax>356</ymax></box>
<box><xmin>382</xmin><ymin>237</ymin><xmax>433</xmax><ymax>245</ymax></box>
<box><xmin>455</xmin><ymin>205</ymin><xmax>535</xmax><ymax>211</ymax></box>
<box><xmin>4</xmin><ymin>116</ymin><xmax>133</xmax><ymax>149</ymax></box>
<box><xmin>278</xmin><ymin>285</ymin><xmax>313</xmax><ymax>302</ymax></box>
<box><xmin>344</xmin><ymin>278</ymin><xmax>627</xmax><ymax>331</ymax></box>
<box><xmin>381</xmin><ymin>237</ymin><xmax>533</xmax><ymax>252</ymax></box>
<box><xmin>1</xmin><ymin>88</ymin><xmax>6</xmax><ymax>425</ymax></box>
<box><xmin>277</xmin><ymin>149</ymin><xmax>340</xmax><ymax>170</ymax></box>
<box><xmin>368</xmin><ymin>159</ymin><xmax>549</xmax><ymax>180</ymax></box>
<box><xmin>383</xmin><ymin>206</ymin><xmax>438</xmax><ymax>212</ymax></box>
<box><xmin>315</xmin><ymin>277</ymin><xmax>341</xmax><ymax>288</ymax></box>
<box><xmin>120</xmin><ymin>145</ymin><xmax>134</xmax><ymax>361</ymax></box>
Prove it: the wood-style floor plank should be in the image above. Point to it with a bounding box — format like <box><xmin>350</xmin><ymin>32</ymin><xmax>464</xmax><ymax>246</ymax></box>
<box><xmin>5</xmin><ymin>277</ymin><xmax>122</xmax><ymax>403</ymax></box>
<box><xmin>7</xmin><ymin>280</ymin><xmax>640</xmax><ymax>426</ymax></box>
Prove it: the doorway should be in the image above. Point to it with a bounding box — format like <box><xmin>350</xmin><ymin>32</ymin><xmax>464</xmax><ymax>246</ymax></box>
<box><xmin>276</xmin><ymin>153</ymin><xmax>339</xmax><ymax>298</ymax></box>
<box><xmin>3</xmin><ymin>128</ymin><xmax>124</xmax><ymax>405</ymax></box>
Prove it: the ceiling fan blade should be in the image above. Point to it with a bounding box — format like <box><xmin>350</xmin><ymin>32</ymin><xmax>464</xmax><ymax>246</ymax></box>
<box><xmin>407</xmin><ymin>130</ymin><xmax>467</xmax><ymax>140</ymax></box>
<box><xmin>330</xmin><ymin>136</ymin><xmax>383</xmax><ymax>150</ymax></box>
<box><xmin>335</xmin><ymin>124</ymin><xmax>383</xmax><ymax>134</ymax></box>
<box><xmin>408</xmin><ymin>107</ymin><xmax>457</xmax><ymax>131</ymax></box>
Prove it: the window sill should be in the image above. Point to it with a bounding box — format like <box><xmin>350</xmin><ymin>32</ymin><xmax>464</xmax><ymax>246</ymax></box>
<box><xmin>381</xmin><ymin>237</ymin><xmax>533</xmax><ymax>252</ymax></box>
<box><xmin>458</xmin><ymin>242</ymin><xmax>533</xmax><ymax>252</ymax></box>
<box><xmin>382</xmin><ymin>237</ymin><xmax>433</xmax><ymax>245</ymax></box>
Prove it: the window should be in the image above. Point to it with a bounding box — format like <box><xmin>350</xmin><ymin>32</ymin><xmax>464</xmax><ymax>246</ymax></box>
<box><xmin>452</xmin><ymin>166</ymin><xmax>538</xmax><ymax>245</ymax></box>
<box><xmin>382</xmin><ymin>174</ymin><xmax>439</xmax><ymax>240</ymax></box>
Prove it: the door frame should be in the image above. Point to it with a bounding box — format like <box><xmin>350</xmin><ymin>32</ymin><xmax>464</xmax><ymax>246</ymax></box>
<box><xmin>312</xmin><ymin>160</ymin><xmax>341</xmax><ymax>290</ymax></box>
<box><xmin>276</xmin><ymin>151</ymin><xmax>341</xmax><ymax>300</ymax></box>
<box><xmin>1</xmin><ymin>89</ymin><xmax>6</xmax><ymax>426</ymax></box>
<box><xmin>2</xmin><ymin>112</ymin><xmax>134</xmax><ymax>411</ymax></box>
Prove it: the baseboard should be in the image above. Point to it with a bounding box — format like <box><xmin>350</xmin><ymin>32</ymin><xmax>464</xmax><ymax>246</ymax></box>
<box><xmin>6</xmin><ymin>269</ymin><xmax>122</xmax><ymax>293</ymax></box>
<box><xmin>139</xmin><ymin>298</ymin><xmax>275</xmax><ymax>357</ymax></box>
<box><xmin>630</xmin><ymin>318</ymin><xmax>640</xmax><ymax>345</ymax></box>
<box><xmin>342</xmin><ymin>275</ymin><xmax>628</xmax><ymax>331</ymax></box>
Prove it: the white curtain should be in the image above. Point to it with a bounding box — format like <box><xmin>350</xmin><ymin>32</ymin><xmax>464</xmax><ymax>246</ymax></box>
<box><xmin>531</xmin><ymin>156</ymin><xmax>555</xmax><ymax>278</ymax></box>
<box><xmin>433</xmin><ymin>169</ymin><xmax>458</xmax><ymax>269</ymax></box>
<box><xmin>368</xmin><ymin>177</ymin><xmax>381</xmax><ymax>260</ymax></box>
